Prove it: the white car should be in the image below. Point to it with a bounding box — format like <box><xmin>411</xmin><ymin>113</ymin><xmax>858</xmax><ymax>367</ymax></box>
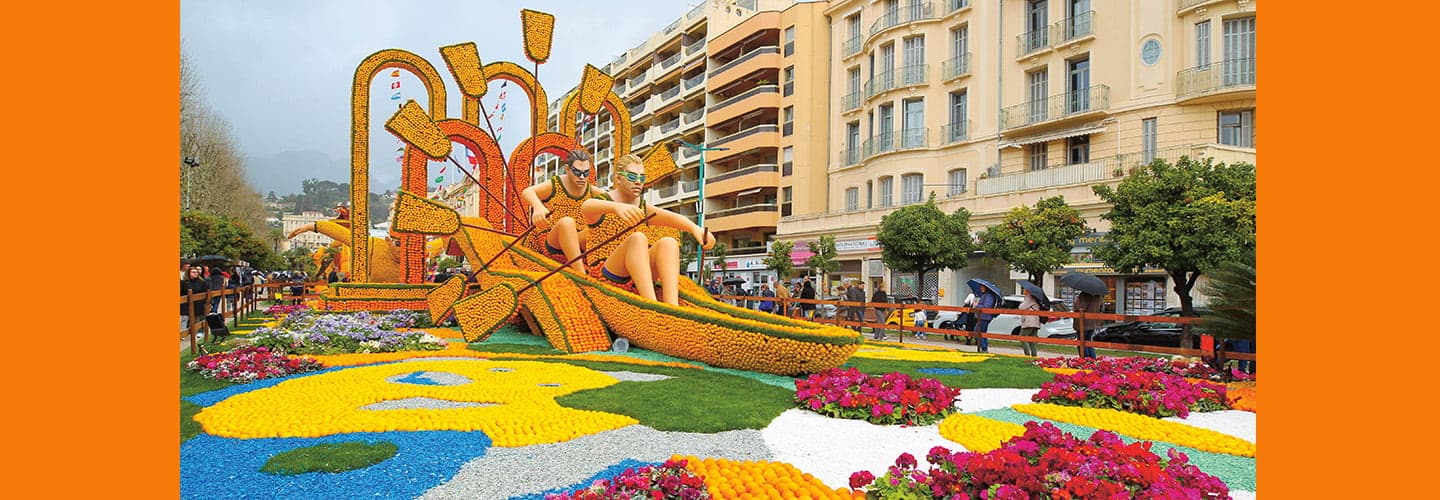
<box><xmin>936</xmin><ymin>295</ymin><xmax>1077</xmax><ymax>339</ymax></box>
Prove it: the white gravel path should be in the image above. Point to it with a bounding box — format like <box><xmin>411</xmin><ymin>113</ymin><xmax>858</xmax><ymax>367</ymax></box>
<box><xmin>956</xmin><ymin>388</ymin><xmax>1040</xmax><ymax>413</ymax></box>
<box><xmin>597</xmin><ymin>370</ymin><xmax>673</xmax><ymax>382</ymax></box>
<box><xmin>421</xmin><ymin>425</ymin><xmax>771</xmax><ymax>499</ymax></box>
<box><xmin>761</xmin><ymin>409</ymin><xmax>948</xmax><ymax>490</ymax></box>
<box><xmin>1164</xmin><ymin>410</ymin><xmax>1256</xmax><ymax>443</ymax></box>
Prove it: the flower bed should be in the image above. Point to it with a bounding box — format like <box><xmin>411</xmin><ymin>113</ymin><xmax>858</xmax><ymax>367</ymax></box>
<box><xmin>1013</xmin><ymin>403</ymin><xmax>1256</xmax><ymax>457</ymax></box>
<box><xmin>1033</xmin><ymin>356</ymin><xmax>1253</xmax><ymax>382</ymax></box>
<box><xmin>252</xmin><ymin>310</ymin><xmax>446</xmax><ymax>355</ymax></box>
<box><xmin>185</xmin><ymin>346</ymin><xmax>323</xmax><ymax>383</ymax></box>
<box><xmin>543</xmin><ymin>458</ymin><xmax>710</xmax><ymax>500</ymax></box>
<box><xmin>1033</xmin><ymin>369</ymin><xmax>1229</xmax><ymax>418</ymax></box>
<box><xmin>937</xmin><ymin>413</ymin><xmax>1027</xmax><ymax>453</ymax></box>
<box><xmin>264</xmin><ymin>304</ymin><xmax>310</xmax><ymax>316</ymax></box>
<box><xmin>849</xmin><ymin>421</ymin><xmax>1231</xmax><ymax>499</ymax></box>
<box><xmin>794</xmin><ymin>368</ymin><xmax>960</xmax><ymax>426</ymax></box>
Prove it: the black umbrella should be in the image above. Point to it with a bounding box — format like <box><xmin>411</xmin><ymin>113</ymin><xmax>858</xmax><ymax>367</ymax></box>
<box><xmin>1016</xmin><ymin>280</ymin><xmax>1051</xmax><ymax>309</ymax></box>
<box><xmin>194</xmin><ymin>255</ymin><xmax>231</xmax><ymax>266</ymax></box>
<box><xmin>966</xmin><ymin>278</ymin><xmax>1004</xmax><ymax>301</ymax></box>
<box><xmin>1060</xmin><ymin>273</ymin><xmax>1108</xmax><ymax>295</ymax></box>
<box><xmin>723</xmin><ymin>277</ymin><xmax>747</xmax><ymax>286</ymax></box>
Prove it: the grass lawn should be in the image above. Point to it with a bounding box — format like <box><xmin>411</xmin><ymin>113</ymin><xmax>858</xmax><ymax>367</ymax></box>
<box><xmin>552</xmin><ymin>360</ymin><xmax>796</xmax><ymax>433</ymax></box>
<box><xmin>467</xmin><ymin>342</ymin><xmax>566</xmax><ymax>355</ymax></box>
<box><xmin>259</xmin><ymin>441</ymin><xmax>399</xmax><ymax>475</ymax></box>
<box><xmin>843</xmin><ymin>355</ymin><xmax>1054</xmax><ymax>389</ymax></box>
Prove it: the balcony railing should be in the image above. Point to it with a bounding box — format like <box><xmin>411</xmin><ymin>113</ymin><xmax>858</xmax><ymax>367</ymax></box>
<box><xmin>659</xmin><ymin>52</ymin><xmax>681</xmax><ymax>69</ymax></box>
<box><xmin>684</xmin><ymin>73</ymin><xmax>706</xmax><ymax>89</ymax></box>
<box><xmin>709</xmin><ymin>203</ymin><xmax>779</xmax><ymax>219</ymax></box>
<box><xmin>708</xmin><ymin>46</ymin><xmax>779</xmax><ymax>78</ymax></box>
<box><xmin>660</xmin><ymin>85</ymin><xmax>682</xmax><ymax>101</ymax></box>
<box><xmin>1178</xmin><ymin>0</ymin><xmax>1215</xmax><ymax>10</ymax></box>
<box><xmin>840</xmin><ymin>147</ymin><xmax>861</xmax><ymax>166</ymax></box>
<box><xmin>656</xmin><ymin>183</ymin><xmax>679</xmax><ymax>197</ymax></box>
<box><xmin>842</xmin><ymin>35</ymin><xmax>861</xmax><ymax>57</ymax></box>
<box><xmin>1017</xmin><ymin>25</ymin><xmax>1051</xmax><ymax>55</ymax></box>
<box><xmin>942</xmin><ymin>53</ymin><xmax>971</xmax><ymax>80</ymax></box>
<box><xmin>708</xmin><ymin>163</ymin><xmax>778</xmax><ymax>184</ymax></box>
<box><xmin>683</xmin><ymin>108</ymin><xmax>705</xmax><ymax>123</ymax></box>
<box><xmin>684</xmin><ymin>39</ymin><xmax>706</xmax><ymax>56</ymax></box>
<box><xmin>862</xmin><ymin>129</ymin><xmax>928</xmax><ymax>158</ymax></box>
<box><xmin>870</xmin><ymin>3</ymin><xmax>934</xmax><ymax>37</ymax></box>
<box><xmin>709</xmin><ymin>84</ymin><xmax>778</xmax><ymax>113</ymax></box>
<box><xmin>978</xmin><ymin>144</ymin><xmax>1201</xmax><ymax>195</ymax></box>
<box><xmin>1001</xmin><ymin>84</ymin><xmax>1109</xmax><ymax>130</ymax></box>
<box><xmin>659</xmin><ymin>118</ymin><xmax>681</xmax><ymax>133</ymax></box>
<box><xmin>596</xmin><ymin>148</ymin><xmax>613</xmax><ymax>163</ymax></box>
<box><xmin>687</xmin><ymin>3</ymin><xmax>704</xmax><ymax>20</ymax></box>
<box><xmin>863</xmin><ymin>71</ymin><xmax>896</xmax><ymax>99</ymax></box>
<box><xmin>1018</xmin><ymin>11</ymin><xmax>1096</xmax><ymax>56</ymax></box>
<box><xmin>681</xmin><ymin>179</ymin><xmax>700</xmax><ymax>192</ymax></box>
<box><xmin>1059</xmin><ymin>11</ymin><xmax>1095</xmax><ymax>43</ymax></box>
<box><xmin>1176</xmin><ymin>58</ymin><xmax>1256</xmax><ymax>98</ymax></box>
<box><xmin>841</xmin><ymin>91</ymin><xmax>861</xmax><ymax>112</ymax></box>
<box><xmin>628</xmin><ymin>100</ymin><xmax>648</xmax><ymax>117</ymax></box>
<box><xmin>946</xmin><ymin>0</ymin><xmax>971</xmax><ymax>14</ymax></box>
<box><xmin>940</xmin><ymin>121</ymin><xmax>969</xmax><ymax>144</ymax></box>
<box><xmin>629</xmin><ymin>75</ymin><xmax>648</xmax><ymax>90</ymax></box>
<box><xmin>900</xmin><ymin>63</ymin><xmax>928</xmax><ymax>86</ymax></box>
<box><xmin>711</xmin><ymin>124</ymin><xmax>779</xmax><ymax>147</ymax></box>
<box><xmin>681</xmin><ymin>147</ymin><xmax>700</xmax><ymax>159</ymax></box>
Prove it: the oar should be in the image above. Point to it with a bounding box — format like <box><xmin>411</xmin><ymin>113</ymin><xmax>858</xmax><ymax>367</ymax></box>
<box><xmin>513</xmin><ymin>212</ymin><xmax>656</xmax><ymax>296</ymax></box>
<box><xmin>445</xmin><ymin>154</ymin><xmax>529</xmax><ymax>230</ymax></box>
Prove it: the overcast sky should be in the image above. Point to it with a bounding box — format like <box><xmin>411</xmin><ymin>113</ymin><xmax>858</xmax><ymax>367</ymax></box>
<box><xmin>180</xmin><ymin>0</ymin><xmax>697</xmax><ymax>196</ymax></box>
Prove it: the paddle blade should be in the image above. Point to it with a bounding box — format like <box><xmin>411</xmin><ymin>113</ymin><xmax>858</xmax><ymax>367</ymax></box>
<box><xmin>393</xmin><ymin>191</ymin><xmax>461</xmax><ymax>235</ymax></box>
<box><xmin>454</xmin><ymin>283</ymin><xmax>519</xmax><ymax>342</ymax></box>
<box><xmin>520</xmin><ymin>9</ymin><xmax>555</xmax><ymax>63</ymax></box>
<box><xmin>427</xmin><ymin>275</ymin><xmax>467</xmax><ymax>323</ymax></box>
<box><xmin>386</xmin><ymin>100</ymin><xmax>451</xmax><ymax>158</ymax></box>
<box><xmin>642</xmin><ymin>142</ymin><xmax>678</xmax><ymax>187</ymax></box>
<box><xmin>440</xmin><ymin>42</ymin><xmax>488</xmax><ymax>98</ymax></box>
<box><xmin>577</xmin><ymin>64</ymin><xmax>613</xmax><ymax>114</ymax></box>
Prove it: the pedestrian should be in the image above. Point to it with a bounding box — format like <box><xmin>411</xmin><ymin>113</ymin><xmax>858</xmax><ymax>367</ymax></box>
<box><xmin>181</xmin><ymin>265</ymin><xmax>209</xmax><ymax>333</ymax></box>
<box><xmin>970</xmin><ymin>285</ymin><xmax>996</xmax><ymax>353</ymax></box>
<box><xmin>772</xmin><ymin>278</ymin><xmax>791</xmax><ymax>315</ymax></box>
<box><xmin>1018</xmin><ymin>288</ymin><xmax>1042</xmax><ymax>357</ymax></box>
<box><xmin>799</xmin><ymin>279</ymin><xmax>817</xmax><ymax>319</ymax></box>
<box><xmin>1073</xmin><ymin>291</ymin><xmax>1105</xmax><ymax>358</ymax></box>
<box><xmin>845</xmin><ymin>280</ymin><xmax>866</xmax><ymax>332</ymax></box>
<box><xmin>912</xmin><ymin>308</ymin><xmax>928</xmax><ymax>340</ymax></box>
<box><xmin>206</xmin><ymin>266</ymin><xmax>227</xmax><ymax>315</ymax></box>
<box><xmin>957</xmin><ymin>292</ymin><xmax>978</xmax><ymax>344</ymax></box>
<box><xmin>758</xmin><ymin>283</ymin><xmax>776</xmax><ymax>313</ymax></box>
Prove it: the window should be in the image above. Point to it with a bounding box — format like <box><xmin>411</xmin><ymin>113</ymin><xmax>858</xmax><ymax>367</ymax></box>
<box><xmin>880</xmin><ymin>43</ymin><xmax>895</xmax><ymax>88</ymax></box>
<box><xmin>1028</xmin><ymin>69</ymin><xmax>1049</xmax><ymax>122</ymax></box>
<box><xmin>783</xmin><ymin>106</ymin><xmax>794</xmax><ymax>136</ymax></box>
<box><xmin>1028</xmin><ymin>144</ymin><xmax>1048</xmax><ymax>171</ymax></box>
<box><xmin>1223</xmin><ymin>17</ymin><xmax>1256</xmax><ymax>86</ymax></box>
<box><xmin>845</xmin><ymin>187</ymin><xmax>859</xmax><ymax>211</ymax></box>
<box><xmin>866</xmin><ymin>180</ymin><xmax>874</xmax><ymax>208</ymax></box>
<box><xmin>878</xmin><ymin>176</ymin><xmax>894</xmax><ymax>207</ymax></box>
<box><xmin>951</xmin><ymin>25</ymin><xmax>968</xmax><ymax>58</ymax></box>
<box><xmin>878</xmin><ymin>104</ymin><xmax>895</xmax><ymax>152</ymax></box>
<box><xmin>883</xmin><ymin>0</ymin><xmax>899</xmax><ymax>26</ymax></box>
<box><xmin>783</xmin><ymin>66</ymin><xmax>795</xmax><ymax>96</ymax></box>
<box><xmin>784</xmin><ymin>26</ymin><xmax>795</xmax><ymax>56</ymax></box>
<box><xmin>901</xmin><ymin>174</ymin><xmax>923</xmax><ymax>205</ymax></box>
<box><xmin>947</xmin><ymin>91</ymin><xmax>967</xmax><ymax>142</ymax></box>
<box><xmin>1067</xmin><ymin>136</ymin><xmax>1089</xmax><ymax>164</ymax></box>
<box><xmin>781</xmin><ymin>186</ymin><xmax>792</xmax><ymax>217</ymax></box>
<box><xmin>901</xmin><ymin>99</ymin><xmax>925</xmax><ymax>148</ymax></box>
<box><xmin>1218</xmin><ymin>109</ymin><xmax>1254</xmax><ymax>148</ymax></box>
<box><xmin>947</xmin><ymin>168</ymin><xmax>967</xmax><ymax>196</ymax></box>
<box><xmin>902</xmin><ymin>36</ymin><xmax>925</xmax><ymax>85</ymax></box>
<box><xmin>1195</xmin><ymin>20</ymin><xmax>1211</xmax><ymax>67</ymax></box>
<box><xmin>845</xmin><ymin>122</ymin><xmax>860</xmax><ymax>164</ymax></box>
<box><xmin>1067</xmin><ymin>0</ymin><xmax>1091</xmax><ymax>39</ymax></box>
<box><xmin>1142</xmin><ymin>118</ymin><xmax>1157</xmax><ymax>163</ymax></box>
<box><xmin>1067</xmin><ymin>57</ymin><xmax>1090</xmax><ymax>113</ymax></box>
<box><xmin>782</xmin><ymin>146</ymin><xmax>794</xmax><ymax>175</ymax></box>
<box><xmin>1025</xmin><ymin>0</ymin><xmax>1049</xmax><ymax>52</ymax></box>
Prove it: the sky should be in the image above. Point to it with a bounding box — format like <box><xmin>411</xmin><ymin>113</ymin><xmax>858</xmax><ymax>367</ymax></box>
<box><xmin>180</xmin><ymin>0</ymin><xmax>698</xmax><ymax>196</ymax></box>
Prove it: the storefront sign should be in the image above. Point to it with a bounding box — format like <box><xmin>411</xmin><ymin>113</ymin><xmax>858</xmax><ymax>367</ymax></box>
<box><xmin>835</xmin><ymin>237</ymin><xmax>882</xmax><ymax>253</ymax></box>
<box><xmin>1071</xmin><ymin>231</ymin><xmax>1109</xmax><ymax>251</ymax></box>
<box><xmin>1058</xmin><ymin>265</ymin><xmax>1166</xmax><ymax>275</ymax></box>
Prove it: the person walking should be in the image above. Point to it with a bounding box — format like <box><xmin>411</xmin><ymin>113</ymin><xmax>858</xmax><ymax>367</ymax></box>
<box><xmin>772</xmin><ymin>278</ymin><xmax>791</xmax><ymax>316</ymax></box>
<box><xmin>1074</xmin><ymin>291</ymin><xmax>1104</xmax><ymax>358</ymax></box>
<box><xmin>757</xmin><ymin>283</ymin><xmax>776</xmax><ymax>313</ymax></box>
<box><xmin>799</xmin><ymin>278</ymin><xmax>817</xmax><ymax>319</ymax></box>
<box><xmin>912</xmin><ymin>308</ymin><xmax>928</xmax><ymax>340</ymax></box>
<box><xmin>970</xmin><ymin>285</ymin><xmax>996</xmax><ymax>353</ymax></box>
<box><xmin>181</xmin><ymin>265</ymin><xmax>209</xmax><ymax>333</ymax></box>
<box><xmin>845</xmin><ymin>281</ymin><xmax>866</xmax><ymax>332</ymax></box>
<box><xmin>1017</xmin><ymin>288</ymin><xmax>1042</xmax><ymax>357</ymax></box>
<box><xmin>206</xmin><ymin>266</ymin><xmax>227</xmax><ymax>315</ymax></box>
<box><xmin>869</xmin><ymin>282</ymin><xmax>890</xmax><ymax>340</ymax></box>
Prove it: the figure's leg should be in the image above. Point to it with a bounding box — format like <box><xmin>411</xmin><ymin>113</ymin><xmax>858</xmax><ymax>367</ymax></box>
<box><xmin>649</xmin><ymin>236</ymin><xmax>680</xmax><ymax>306</ymax></box>
<box><xmin>605</xmin><ymin>233</ymin><xmax>656</xmax><ymax>301</ymax></box>
<box><xmin>547</xmin><ymin>216</ymin><xmax>586</xmax><ymax>274</ymax></box>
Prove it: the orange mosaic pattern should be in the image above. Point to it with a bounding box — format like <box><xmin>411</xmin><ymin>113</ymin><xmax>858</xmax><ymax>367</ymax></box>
<box><xmin>680</xmin><ymin>456</ymin><xmax>862</xmax><ymax>499</ymax></box>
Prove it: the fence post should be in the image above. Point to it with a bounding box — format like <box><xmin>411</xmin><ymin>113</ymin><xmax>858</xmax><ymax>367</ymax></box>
<box><xmin>1076</xmin><ymin>311</ymin><xmax>1087</xmax><ymax>358</ymax></box>
<box><xmin>187</xmin><ymin>292</ymin><xmax>198</xmax><ymax>356</ymax></box>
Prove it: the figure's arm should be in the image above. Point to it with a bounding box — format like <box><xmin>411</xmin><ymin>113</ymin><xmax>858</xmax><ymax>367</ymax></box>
<box><xmin>521</xmin><ymin>182</ymin><xmax>554</xmax><ymax>225</ymax></box>
<box><xmin>580</xmin><ymin>198</ymin><xmax>645</xmax><ymax>225</ymax></box>
<box><xmin>645</xmin><ymin>205</ymin><xmax>714</xmax><ymax>249</ymax></box>
<box><xmin>288</xmin><ymin>220</ymin><xmax>354</xmax><ymax>244</ymax></box>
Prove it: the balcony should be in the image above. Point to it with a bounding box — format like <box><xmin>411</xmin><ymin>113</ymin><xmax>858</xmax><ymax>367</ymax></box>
<box><xmin>862</xmin><ymin>129</ymin><xmax>927</xmax><ymax>159</ymax></box>
<box><xmin>1001</xmin><ymin>85</ymin><xmax>1109</xmax><ymax>131</ymax></box>
<box><xmin>941</xmin><ymin>53</ymin><xmax>971</xmax><ymax>81</ymax></box>
<box><xmin>706</xmin><ymin>203</ymin><xmax>780</xmax><ymax>232</ymax></box>
<box><xmin>862</xmin><ymin>71</ymin><xmax>896</xmax><ymax>100</ymax></box>
<box><xmin>978</xmin><ymin>143</ymin><xmax>1235</xmax><ymax>196</ymax></box>
<box><xmin>708</xmin><ymin>46</ymin><xmax>780</xmax><ymax>79</ymax></box>
<box><xmin>683</xmin><ymin>108</ymin><xmax>705</xmax><ymax>124</ymax></box>
<box><xmin>945</xmin><ymin>0</ymin><xmax>971</xmax><ymax>15</ymax></box>
<box><xmin>869</xmin><ymin>3</ymin><xmax>935</xmax><ymax>39</ymax></box>
<box><xmin>842</xmin><ymin>35</ymin><xmax>861</xmax><ymax>58</ymax></box>
<box><xmin>711</xmin><ymin>124</ymin><xmax>779</xmax><ymax>148</ymax></box>
<box><xmin>940</xmin><ymin>120</ymin><xmax>969</xmax><ymax>144</ymax></box>
<box><xmin>684</xmin><ymin>73</ymin><xmax>706</xmax><ymax>90</ymax></box>
<box><xmin>684</xmin><ymin>39</ymin><xmax>706</xmax><ymax>57</ymax></box>
<box><xmin>595</xmin><ymin>147</ymin><xmax>613</xmax><ymax>163</ymax></box>
<box><xmin>628</xmin><ymin>99</ymin><xmax>649</xmax><ymax>117</ymax></box>
<box><xmin>659</xmin><ymin>85</ymin><xmax>682</xmax><ymax>102</ymax></box>
<box><xmin>900</xmin><ymin>63</ymin><xmax>928</xmax><ymax>86</ymax></box>
<box><xmin>839</xmin><ymin>146</ymin><xmax>861</xmax><ymax>167</ymax></box>
<box><xmin>841</xmin><ymin>91</ymin><xmax>861</xmax><ymax>112</ymax></box>
<box><xmin>1018</xmin><ymin>11</ymin><xmax>1095</xmax><ymax>57</ymax></box>
<box><xmin>658</xmin><ymin>117</ymin><xmax>681</xmax><ymax>134</ymax></box>
<box><xmin>706</xmin><ymin>163</ymin><xmax>780</xmax><ymax>197</ymax></box>
<box><xmin>708</xmin><ymin>124</ymin><xmax>780</xmax><ymax>162</ymax></box>
<box><xmin>1177</xmin><ymin>0</ymin><xmax>1221</xmax><ymax>13</ymax></box>
<box><xmin>708</xmin><ymin>84</ymin><xmax>779</xmax><ymax>124</ymax></box>
<box><xmin>1176</xmin><ymin>58</ymin><xmax>1255</xmax><ymax>103</ymax></box>
<box><xmin>659</xmin><ymin>52</ymin><xmax>682</xmax><ymax>71</ymax></box>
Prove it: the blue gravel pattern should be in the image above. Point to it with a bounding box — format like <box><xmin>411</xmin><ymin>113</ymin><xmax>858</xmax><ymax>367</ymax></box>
<box><xmin>508</xmin><ymin>459</ymin><xmax>661</xmax><ymax>500</ymax></box>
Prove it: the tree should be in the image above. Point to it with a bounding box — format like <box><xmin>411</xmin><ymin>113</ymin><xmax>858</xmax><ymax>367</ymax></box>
<box><xmin>764</xmin><ymin>240</ymin><xmax>795</xmax><ymax>283</ymax></box>
<box><xmin>281</xmin><ymin>247</ymin><xmax>317</xmax><ymax>275</ymax></box>
<box><xmin>707</xmin><ymin>242</ymin><xmax>729</xmax><ymax>280</ymax></box>
<box><xmin>978</xmin><ymin>196</ymin><xmax>1088</xmax><ymax>284</ymax></box>
<box><xmin>876</xmin><ymin>192</ymin><xmax>974</xmax><ymax>299</ymax></box>
<box><xmin>1199</xmin><ymin>247</ymin><xmax>1255</xmax><ymax>341</ymax></box>
<box><xmin>805</xmin><ymin>235</ymin><xmax>840</xmax><ymax>296</ymax></box>
<box><xmin>180</xmin><ymin>211</ymin><xmax>282</xmax><ymax>270</ymax></box>
<box><xmin>679</xmin><ymin>231</ymin><xmax>699</xmax><ymax>281</ymax></box>
<box><xmin>1092</xmin><ymin>156</ymin><xmax>1256</xmax><ymax>348</ymax></box>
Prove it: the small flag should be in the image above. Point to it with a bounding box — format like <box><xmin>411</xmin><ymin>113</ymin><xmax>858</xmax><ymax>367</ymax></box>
<box><xmin>390</xmin><ymin>91</ymin><xmax>401</xmax><ymax>100</ymax></box>
<box><xmin>391</xmin><ymin>81</ymin><xmax>401</xmax><ymax>89</ymax></box>
<box><xmin>390</xmin><ymin>69</ymin><xmax>401</xmax><ymax>77</ymax></box>
<box><xmin>434</xmin><ymin>175</ymin><xmax>444</xmax><ymax>183</ymax></box>
<box><xmin>466</xmin><ymin>149</ymin><xmax>478</xmax><ymax>166</ymax></box>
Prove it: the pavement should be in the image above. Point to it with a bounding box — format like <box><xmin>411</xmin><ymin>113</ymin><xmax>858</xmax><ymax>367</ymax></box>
<box><xmin>853</xmin><ymin>326</ymin><xmax>1086</xmax><ymax>358</ymax></box>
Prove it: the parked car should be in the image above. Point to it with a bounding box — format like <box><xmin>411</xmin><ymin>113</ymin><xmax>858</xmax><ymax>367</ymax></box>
<box><xmin>883</xmin><ymin>296</ymin><xmax>959</xmax><ymax>328</ymax></box>
<box><xmin>1091</xmin><ymin>307</ymin><xmax>1211</xmax><ymax>348</ymax></box>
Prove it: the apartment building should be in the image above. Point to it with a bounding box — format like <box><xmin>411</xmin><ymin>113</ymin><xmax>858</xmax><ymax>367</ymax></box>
<box><xmin>279</xmin><ymin>210</ymin><xmax>332</xmax><ymax>252</ymax></box>
<box><xmin>541</xmin><ymin>0</ymin><xmax>831</xmax><ymax>288</ymax></box>
<box><xmin>777</xmin><ymin>0</ymin><xmax>1256</xmax><ymax>313</ymax></box>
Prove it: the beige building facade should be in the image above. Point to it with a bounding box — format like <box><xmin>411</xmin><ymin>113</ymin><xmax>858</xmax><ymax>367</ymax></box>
<box><xmin>279</xmin><ymin>210</ymin><xmax>332</xmax><ymax>252</ymax></box>
<box><xmin>774</xmin><ymin>0</ymin><xmax>1256</xmax><ymax>313</ymax></box>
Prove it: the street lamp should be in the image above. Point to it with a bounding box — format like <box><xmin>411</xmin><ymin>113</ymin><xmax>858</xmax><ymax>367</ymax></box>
<box><xmin>182</xmin><ymin>156</ymin><xmax>201</xmax><ymax>210</ymax></box>
<box><xmin>670</xmin><ymin>139</ymin><xmax>728</xmax><ymax>281</ymax></box>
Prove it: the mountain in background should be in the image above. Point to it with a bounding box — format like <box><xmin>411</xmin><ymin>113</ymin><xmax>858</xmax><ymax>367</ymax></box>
<box><xmin>247</xmin><ymin>149</ymin><xmax>403</xmax><ymax>197</ymax></box>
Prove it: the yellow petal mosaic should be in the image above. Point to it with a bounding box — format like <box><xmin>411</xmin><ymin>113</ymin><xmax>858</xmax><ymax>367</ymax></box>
<box><xmin>304</xmin><ymin>341</ymin><xmax>703</xmax><ymax>371</ymax></box>
<box><xmin>850</xmin><ymin>345</ymin><xmax>993</xmax><ymax>364</ymax></box>
<box><xmin>1011</xmin><ymin>403</ymin><xmax>1255</xmax><ymax>457</ymax></box>
<box><xmin>393</xmin><ymin>191</ymin><xmax>461</xmax><ymax>235</ymax></box>
<box><xmin>386</xmin><ymin>100</ymin><xmax>451</xmax><ymax>158</ymax></box>
<box><xmin>937</xmin><ymin>413</ymin><xmax>1028</xmax><ymax>453</ymax></box>
<box><xmin>679</xmin><ymin>455</ymin><xmax>860</xmax><ymax>499</ymax></box>
<box><xmin>439</xmin><ymin>42</ymin><xmax>488</xmax><ymax>98</ymax></box>
<box><xmin>194</xmin><ymin>360</ymin><xmax>637</xmax><ymax>446</ymax></box>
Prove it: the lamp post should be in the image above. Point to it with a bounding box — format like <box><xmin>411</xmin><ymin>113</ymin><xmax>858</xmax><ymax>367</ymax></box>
<box><xmin>182</xmin><ymin>156</ymin><xmax>201</xmax><ymax>210</ymax></box>
<box><xmin>670</xmin><ymin>139</ymin><xmax>728</xmax><ymax>281</ymax></box>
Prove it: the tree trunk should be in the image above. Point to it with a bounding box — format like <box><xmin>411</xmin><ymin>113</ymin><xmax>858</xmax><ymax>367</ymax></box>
<box><xmin>1173</xmin><ymin>269</ymin><xmax>1200</xmax><ymax>351</ymax></box>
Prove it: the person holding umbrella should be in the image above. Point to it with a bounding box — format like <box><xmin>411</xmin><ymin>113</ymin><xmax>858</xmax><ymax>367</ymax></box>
<box><xmin>1061</xmin><ymin>273</ymin><xmax>1109</xmax><ymax>358</ymax></box>
<box><xmin>1016</xmin><ymin>281</ymin><xmax>1051</xmax><ymax>357</ymax></box>
<box><xmin>965</xmin><ymin>279</ymin><xmax>1003</xmax><ymax>353</ymax></box>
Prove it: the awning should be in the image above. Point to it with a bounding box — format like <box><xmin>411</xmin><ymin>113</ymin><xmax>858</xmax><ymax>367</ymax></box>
<box><xmin>1000</xmin><ymin>125</ymin><xmax>1107</xmax><ymax>148</ymax></box>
